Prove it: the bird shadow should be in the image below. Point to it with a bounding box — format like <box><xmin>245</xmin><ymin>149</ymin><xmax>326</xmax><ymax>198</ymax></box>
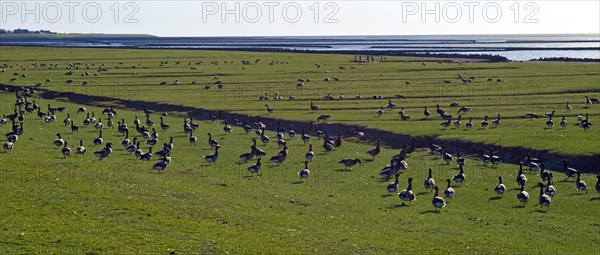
<box><xmin>488</xmin><ymin>196</ymin><xmax>503</xmax><ymax>201</ymax></box>
<box><xmin>534</xmin><ymin>209</ymin><xmax>549</xmax><ymax>213</ymax></box>
<box><xmin>420</xmin><ymin>210</ymin><xmax>440</xmax><ymax>214</ymax></box>
<box><xmin>364</xmin><ymin>158</ymin><xmax>375</xmax><ymax>162</ymax></box>
<box><xmin>334</xmin><ymin>169</ymin><xmax>352</xmax><ymax>172</ymax></box>
<box><xmin>417</xmin><ymin>191</ymin><xmax>431</xmax><ymax>196</ymax></box>
<box><xmin>570</xmin><ymin>193</ymin><xmax>587</xmax><ymax>196</ymax></box>
<box><xmin>290</xmin><ymin>181</ymin><xmax>305</xmax><ymax>185</ymax></box>
<box><xmin>512</xmin><ymin>205</ymin><xmax>526</xmax><ymax>209</ymax></box>
<box><xmin>589</xmin><ymin>197</ymin><xmax>600</xmax><ymax>201</ymax></box>
<box><xmin>509</xmin><ymin>187</ymin><xmax>521</xmax><ymax>191</ymax></box>
<box><xmin>385</xmin><ymin>204</ymin><xmax>407</xmax><ymax>209</ymax></box>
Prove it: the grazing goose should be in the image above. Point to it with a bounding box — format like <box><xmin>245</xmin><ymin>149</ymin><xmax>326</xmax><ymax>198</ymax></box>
<box><xmin>387</xmin><ymin>100</ymin><xmax>397</xmax><ymax>109</ymax></box>
<box><xmin>239</xmin><ymin>146</ymin><xmax>255</xmax><ymax>163</ymax></box>
<box><xmin>207</xmin><ymin>133</ymin><xmax>219</xmax><ymax>148</ymax></box>
<box><xmin>159</xmin><ymin>117</ymin><xmax>169</xmax><ymax>131</ymax></box>
<box><xmin>465</xmin><ymin>117</ymin><xmax>473</xmax><ymax>129</ymax></box>
<box><xmin>538</xmin><ymin>182</ymin><xmax>552</xmax><ymax>210</ymax></box>
<box><xmin>223</xmin><ymin>123</ymin><xmax>232</xmax><ymax>134</ymax></box>
<box><xmin>93</xmin><ymin>130</ymin><xmax>103</xmax><ymax>145</ymax></box>
<box><xmin>539</xmin><ymin>163</ymin><xmax>553</xmax><ymax>181</ymax></box>
<box><xmin>545</xmin><ymin>179</ymin><xmax>556</xmax><ymax>197</ymax></box>
<box><xmin>399</xmin><ymin>111</ymin><xmax>411</xmax><ymax>121</ymax></box>
<box><xmin>424</xmin><ymin>168</ymin><xmax>435</xmax><ymax>191</ymax></box>
<box><xmin>63</xmin><ymin>114</ymin><xmax>71</xmax><ymax>125</ymax></box>
<box><xmin>54</xmin><ymin>133</ymin><xmax>65</xmax><ymax>147</ymax></box>
<box><xmin>94</xmin><ymin>143</ymin><xmax>112</xmax><ymax>160</ymax></box>
<box><xmin>247</xmin><ymin>158</ymin><xmax>262</xmax><ymax>176</ymax></box>
<box><xmin>480</xmin><ymin>116</ymin><xmax>489</xmax><ymax>128</ymax></box>
<box><xmin>269</xmin><ymin>146</ymin><xmax>288</xmax><ymax>164</ymax></box>
<box><xmin>61</xmin><ymin>141</ymin><xmax>71</xmax><ymax>157</ymax></box>
<box><xmin>565</xmin><ymin>101</ymin><xmax>571</xmax><ymax>111</ymax></box>
<box><xmin>516</xmin><ymin>184</ymin><xmax>530</xmax><ymax>205</ymax></box>
<box><xmin>545</xmin><ymin>116</ymin><xmax>554</xmax><ymax>128</ymax></box>
<box><xmin>596</xmin><ymin>175</ymin><xmax>600</xmax><ymax>195</ymax></box>
<box><xmin>310</xmin><ymin>102</ymin><xmax>320</xmax><ymax>111</ymax></box>
<box><xmin>525</xmin><ymin>113</ymin><xmax>538</xmax><ymax>120</ymax></box>
<box><xmin>305</xmin><ymin>144</ymin><xmax>315</xmax><ymax>162</ymax></box>
<box><xmin>387</xmin><ymin>173</ymin><xmax>400</xmax><ymax>195</ymax></box>
<box><xmin>442</xmin><ymin>145</ymin><xmax>453</xmax><ymax>164</ymax></box>
<box><xmin>126</xmin><ymin>138</ymin><xmax>138</xmax><ymax>153</ymax></box>
<box><xmin>456</xmin><ymin>152</ymin><xmax>464</xmax><ymax>166</ymax></box>
<box><xmin>298</xmin><ymin>161</ymin><xmax>310</xmax><ymax>180</ymax></box>
<box><xmin>516</xmin><ymin>163</ymin><xmax>528</xmax><ymax>187</ymax></box>
<box><xmin>338</xmin><ymin>158</ymin><xmax>361</xmax><ymax>170</ymax></box>
<box><xmin>376</xmin><ymin>107</ymin><xmax>384</xmax><ymax>117</ymax></box>
<box><xmin>77</xmin><ymin>107</ymin><xmax>86</xmax><ymax>113</ymax></box>
<box><xmin>423</xmin><ymin>107</ymin><xmax>431</xmax><ymax>118</ymax></box>
<box><xmin>491</xmin><ymin>114</ymin><xmax>501</xmax><ymax>127</ymax></box>
<box><xmin>188</xmin><ymin>130</ymin><xmax>197</xmax><ymax>145</ymax></box>
<box><xmin>432</xmin><ymin>186</ymin><xmax>446</xmax><ymax>211</ymax></box>
<box><xmin>453</xmin><ymin>165</ymin><xmax>465</xmax><ymax>184</ymax></box>
<box><xmin>494</xmin><ymin>176</ymin><xmax>506</xmax><ymax>196</ymax></box>
<box><xmin>563</xmin><ymin>159</ymin><xmax>579</xmax><ymax>181</ymax></box>
<box><xmin>444</xmin><ymin>179</ymin><xmax>456</xmax><ymax>200</ymax></box>
<box><xmin>265</xmin><ymin>104</ymin><xmax>274</xmax><ymax>113</ymax></box>
<box><xmin>575</xmin><ymin>172</ymin><xmax>588</xmax><ymax>193</ymax></box>
<box><xmin>140</xmin><ymin>147</ymin><xmax>153</xmax><ymax>161</ymax></box>
<box><xmin>367</xmin><ymin>139</ymin><xmax>381</xmax><ymax>159</ymax></box>
<box><xmin>560</xmin><ymin>116</ymin><xmax>567</xmax><ymax>128</ymax></box>
<box><xmin>489</xmin><ymin>148</ymin><xmax>501</xmax><ymax>167</ymax></box>
<box><xmin>440</xmin><ymin>117</ymin><xmax>451</xmax><ymax>129</ymax></box>
<box><xmin>4</xmin><ymin>141</ymin><xmax>13</xmax><ymax>151</ymax></box>
<box><xmin>204</xmin><ymin>146</ymin><xmax>220</xmax><ymax>164</ymax></box>
<box><xmin>398</xmin><ymin>177</ymin><xmax>416</xmax><ymax>205</ymax></box>
<box><xmin>76</xmin><ymin>140</ymin><xmax>86</xmax><ymax>154</ymax></box>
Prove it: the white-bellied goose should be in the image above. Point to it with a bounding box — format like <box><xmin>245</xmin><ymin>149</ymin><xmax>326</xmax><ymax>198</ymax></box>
<box><xmin>367</xmin><ymin>139</ymin><xmax>381</xmax><ymax>159</ymax></box>
<box><xmin>442</xmin><ymin>145</ymin><xmax>453</xmax><ymax>164</ymax></box>
<box><xmin>76</xmin><ymin>140</ymin><xmax>86</xmax><ymax>154</ymax></box>
<box><xmin>223</xmin><ymin>123</ymin><xmax>232</xmax><ymax>134</ymax></box>
<box><xmin>322</xmin><ymin>134</ymin><xmax>335</xmax><ymax>152</ymax></box>
<box><xmin>544</xmin><ymin>110</ymin><xmax>555</xmax><ymax>118</ymax></box>
<box><xmin>400</xmin><ymin>111</ymin><xmax>411</xmax><ymax>121</ymax></box>
<box><xmin>494</xmin><ymin>176</ymin><xmax>506</xmax><ymax>196</ymax></box>
<box><xmin>387</xmin><ymin>173</ymin><xmax>400</xmax><ymax>195</ymax></box>
<box><xmin>489</xmin><ymin>148</ymin><xmax>501</xmax><ymax>167</ymax></box>
<box><xmin>545</xmin><ymin>179</ymin><xmax>556</xmax><ymax>197</ymax></box>
<box><xmin>133</xmin><ymin>115</ymin><xmax>140</xmax><ymax>126</ymax></box>
<box><xmin>204</xmin><ymin>146</ymin><xmax>220</xmax><ymax>164</ymax></box>
<box><xmin>90</xmin><ymin>112</ymin><xmax>96</xmax><ymax>123</ymax></box>
<box><xmin>94</xmin><ymin>118</ymin><xmax>103</xmax><ymax>130</ymax></box>
<box><xmin>143</xmin><ymin>104</ymin><xmax>153</xmax><ymax>116</ymax></box>
<box><xmin>134</xmin><ymin>143</ymin><xmax>143</xmax><ymax>158</ymax></box>
<box><xmin>265</xmin><ymin>104</ymin><xmax>274</xmax><ymax>113</ymax></box>
<box><xmin>94</xmin><ymin>143</ymin><xmax>112</xmax><ymax>160</ymax></box>
<box><xmin>93</xmin><ymin>130</ymin><xmax>103</xmax><ymax>145</ymax></box>
<box><xmin>481</xmin><ymin>116</ymin><xmax>489</xmax><ymax>128</ymax></box>
<box><xmin>145</xmin><ymin>116</ymin><xmax>154</xmax><ymax>127</ymax></box>
<box><xmin>287</xmin><ymin>125</ymin><xmax>296</xmax><ymax>139</ymax></box>
<box><xmin>4</xmin><ymin>141</ymin><xmax>13</xmax><ymax>151</ymax></box>
<box><xmin>121</xmin><ymin>130</ymin><xmax>131</xmax><ymax>147</ymax></box>
<box><xmin>247</xmin><ymin>158</ymin><xmax>262</xmax><ymax>176</ymax></box>
<box><xmin>563</xmin><ymin>159</ymin><xmax>579</xmax><ymax>180</ymax></box>
<box><xmin>140</xmin><ymin>147</ymin><xmax>153</xmax><ymax>161</ymax></box>
<box><xmin>453</xmin><ymin>165</ymin><xmax>465</xmax><ymax>184</ymax></box>
<box><xmin>440</xmin><ymin>117</ymin><xmax>451</xmax><ymax>129</ymax></box>
<box><xmin>305</xmin><ymin>144</ymin><xmax>315</xmax><ymax>161</ymax></box>
<box><xmin>399</xmin><ymin>177</ymin><xmax>416</xmax><ymax>205</ymax></box>
<box><xmin>424</xmin><ymin>168</ymin><xmax>435</xmax><ymax>191</ymax></box>
<box><xmin>339</xmin><ymin>158</ymin><xmax>361</xmax><ymax>170</ymax></box>
<box><xmin>545</xmin><ymin>116</ymin><xmax>554</xmax><ymax>127</ymax></box>
<box><xmin>126</xmin><ymin>138</ymin><xmax>138</xmax><ymax>153</ymax></box>
<box><xmin>260</xmin><ymin>129</ymin><xmax>270</xmax><ymax>145</ymax></box>
<box><xmin>456</xmin><ymin>152</ymin><xmax>464</xmax><ymax>166</ymax></box>
<box><xmin>188</xmin><ymin>130</ymin><xmax>197</xmax><ymax>145</ymax></box>
<box><xmin>576</xmin><ymin>172</ymin><xmax>588</xmax><ymax>193</ymax></box>
<box><xmin>538</xmin><ymin>182</ymin><xmax>552</xmax><ymax>210</ymax></box>
<box><xmin>560</xmin><ymin>116</ymin><xmax>567</xmax><ymax>128</ymax></box>
<box><xmin>239</xmin><ymin>146</ymin><xmax>255</xmax><ymax>163</ymax></box>
<box><xmin>376</xmin><ymin>107</ymin><xmax>384</xmax><ymax>117</ymax></box>
<box><xmin>153</xmin><ymin>156</ymin><xmax>169</xmax><ymax>172</ymax></box>
<box><xmin>432</xmin><ymin>186</ymin><xmax>446</xmax><ymax>211</ymax></box>
<box><xmin>565</xmin><ymin>101</ymin><xmax>571</xmax><ymax>111</ymax></box>
<box><xmin>334</xmin><ymin>131</ymin><xmax>342</xmax><ymax>148</ymax></box>
<box><xmin>516</xmin><ymin>163</ymin><xmax>527</xmax><ymax>187</ymax></box>
<box><xmin>107</xmin><ymin>117</ymin><xmax>114</xmax><ymax>127</ymax></box>
<box><xmin>379</xmin><ymin>160</ymin><xmax>399</xmax><ymax>179</ymax></box>
<box><xmin>479</xmin><ymin>148</ymin><xmax>490</xmax><ymax>166</ymax></box>
<box><xmin>492</xmin><ymin>114</ymin><xmax>501</xmax><ymax>127</ymax></box>
<box><xmin>54</xmin><ymin>133</ymin><xmax>64</xmax><ymax>147</ymax></box>
<box><xmin>596</xmin><ymin>175</ymin><xmax>600</xmax><ymax>195</ymax></box>
<box><xmin>166</xmin><ymin>136</ymin><xmax>174</xmax><ymax>151</ymax></box>
<box><xmin>83</xmin><ymin>113</ymin><xmax>91</xmax><ymax>126</ymax></box>
<box><xmin>429</xmin><ymin>139</ymin><xmax>442</xmax><ymax>155</ymax></box>
<box><xmin>387</xmin><ymin>100</ymin><xmax>396</xmax><ymax>109</ymax></box>
<box><xmin>423</xmin><ymin>107</ymin><xmax>430</xmax><ymax>118</ymax></box>
<box><xmin>465</xmin><ymin>117</ymin><xmax>472</xmax><ymax>129</ymax></box>
<box><xmin>61</xmin><ymin>141</ymin><xmax>71</xmax><ymax>157</ymax></box>
<box><xmin>539</xmin><ymin>163</ymin><xmax>553</xmax><ymax>181</ymax></box>
<box><xmin>516</xmin><ymin>184</ymin><xmax>529</xmax><ymax>205</ymax></box>
<box><xmin>301</xmin><ymin>129</ymin><xmax>310</xmax><ymax>144</ymax></box>
<box><xmin>298</xmin><ymin>161</ymin><xmax>310</xmax><ymax>180</ymax></box>
<box><xmin>444</xmin><ymin>179</ymin><xmax>456</xmax><ymax>200</ymax></box>
<box><xmin>207</xmin><ymin>133</ymin><xmax>219</xmax><ymax>148</ymax></box>
<box><xmin>269</xmin><ymin>146</ymin><xmax>288</xmax><ymax>164</ymax></box>
<box><xmin>63</xmin><ymin>113</ymin><xmax>71</xmax><ymax>125</ymax></box>
<box><xmin>453</xmin><ymin>115</ymin><xmax>461</xmax><ymax>127</ymax></box>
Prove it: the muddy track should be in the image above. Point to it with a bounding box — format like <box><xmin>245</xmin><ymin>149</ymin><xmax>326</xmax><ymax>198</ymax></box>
<box><xmin>2</xmin><ymin>83</ymin><xmax>598</xmax><ymax>174</ymax></box>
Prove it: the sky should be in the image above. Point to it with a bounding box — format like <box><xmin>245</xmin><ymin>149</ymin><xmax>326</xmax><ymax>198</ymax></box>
<box><xmin>1</xmin><ymin>1</ymin><xmax>599</xmax><ymax>36</ymax></box>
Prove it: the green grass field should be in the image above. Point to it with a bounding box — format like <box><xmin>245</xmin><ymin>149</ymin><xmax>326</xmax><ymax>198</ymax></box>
<box><xmin>0</xmin><ymin>47</ymin><xmax>599</xmax><ymax>156</ymax></box>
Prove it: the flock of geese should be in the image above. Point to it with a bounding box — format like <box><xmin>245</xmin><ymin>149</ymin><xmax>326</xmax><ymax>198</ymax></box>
<box><xmin>2</xmin><ymin>88</ymin><xmax>599</xmax><ymax>212</ymax></box>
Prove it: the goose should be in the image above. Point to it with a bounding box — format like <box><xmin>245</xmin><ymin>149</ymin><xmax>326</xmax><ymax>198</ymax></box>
<box><xmin>576</xmin><ymin>113</ymin><xmax>583</xmax><ymax>122</ymax></box>
<box><xmin>298</xmin><ymin>129</ymin><xmax>309</xmax><ymax>145</ymax></box>
<box><xmin>457</xmin><ymin>106</ymin><xmax>471</xmax><ymax>115</ymax></box>
<box><xmin>259</xmin><ymin>129</ymin><xmax>270</xmax><ymax>145</ymax></box>
<box><xmin>166</xmin><ymin>136</ymin><xmax>174</xmax><ymax>151</ymax></box>
<box><xmin>526</xmin><ymin>153</ymin><xmax>543</xmax><ymax>165</ymax></box>
<box><xmin>94</xmin><ymin>118</ymin><xmax>103</xmax><ymax>130</ymax></box>
<box><xmin>153</xmin><ymin>156</ymin><xmax>170</xmax><ymax>172</ymax></box>
<box><xmin>207</xmin><ymin>133</ymin><xmax>219</xmax><ymax>148</ymax></box>
<box><xmin>204</xmin><ymin>146</ymin><xmax>220</xmax><ymax>164</ymax></box>
<box><xmin>432</xmin><ymin>186</ymin><xmax>446</xmax><ymax>211</ymax></box>
<box><xmin>121</xmin><ymin>130</ymin><xmax>131</xmax><ymax>147</ymax></box>
<box><xmin>338</xmin><ymin>158</ymin><xmax>361</xmax><ymax>170</ymax></box>
<box><xmin>480</xmin><ymin>116</ymin><xmax>489</xmax><ymax>128</ymax></box>
<box><xmin>189</xmin><ymin>117</ymin><xmax>200</xmax><ymax>130</ymax></box>
<box><xmin>525</xmin><ymin>113</ymin><xmax>538</xmax><ymax>120</ymax></box>
<box><xmin>494</xmin><ymin>176</ymin><xmax>507</xmax><ymax>196</ymax></box>
<box><xmin>442</xmin><ymin>145</ymin><xmax>453</xmax><ymax>164</ymax></box>
<box><xmin>538</xmin><ymin>182</ymin><xmax>552</xmax><ymax>210</ymax></box>
<box><xmin>424</xmin><ymin>168</ymin><xmax>435</xmax><ymax>191</ymax></box>
<box><xmin>429</xmin><ymin>139</ymin><xmax>442</xmax><ymax>155</ymax></box>
<box><xmin>310</xmin><ymin>102</ymin><xmax>320</xmax><ymax>111</ymax></box>
<box><xmin>596</xmin><ymin>175</ymin><xmax>600</xmax><ymax>195</ymax></box>
<box><xmin>298</xmin><ymin>161</ymin><xmax>310</xmax><ymax>180</ymax></box>
<box><xmin>77</xmin><ymin>107</ymin><xmax>86</xmax><ymax>113</ymax></box>
<box><xmin>539</xmin><ymin>163</ymin><xmax>553</xmax><ymax>181</ymax></box>
<box><xmin>147</xmin><ymin>134</ymin><xmax>158</xmax><ymax>146</ymax></box>
<box><xmin>565</xmin><ymin>101</ymin><xmax>571</xmax><ymax>111</ymax></box>
<box><xmin>544</xmin><ymin>110</ymin><xmax>555</xmax><ymax>118</ymax></box>
<box><xmin>287</xmin><ymin>125</ymin><xmax>296</xmax><ymax>139</ymax></box>
<box><xmin>133</xmin><ymin>115</ymin><xmax>140</xmax><ymax>126</ymax></box>
<box><xmin>440</xmin><ymin>117</ymin><xmax>451</xmax><ymax>129</ymax></box>
<box><xmin>265</xmin><ymin>104</ymin><xmax>274</xmax><ymax>113</ymax></box>
<box><xmin>107</xmin><ymin>118</ymin><xmax>114</xmax><ymax>127</ymax></box>
<box><xmin>516</xmin><ymin>184</ymin><xmax>529</xmax><ymax>205</ymax></box>
<box><xmin>398</xmin><ymin>177</ymin><xmax>416</xmax><ymax>205</ymax></box>
<box><xmin>561</xmin><ymin>159</ymin><xmax>578</xmax><ymax>181</ymax></box>
<box><xmin>140</xmin><ymin>147</ymin><xmax>153</xmax><ymax>161</ymax></box>
<box><xmin>387</xmin><ymin>173</ymin><xmax>400</xmax><ymax>195</ymax></box>
<box><xmin>376</xmin><ymin>107</ymin><xmax>384</xmax><ymax>117</ymax></box>
<box><xmin>4</xmin><ymin>141</ymin><xmax>13</xmax><ymax>151</ymax></box>
<box><xmin>423</xmin><ymin>107</ymin><xmax>431</xmax><ymax>118</ymax></box>
<box><xmin>269</xmin><ymin>146</ymin><xmax>288</xmax><ymax>164</ymax></box>
<box><xmin>94</xmin><ymin>143</ymin><xmax>112</xmax><ymax>160</ymax></box>
<box><xmin>379</xmin><ymin>160</ymin><xmax>399</xmax><ymax>179</ymax></box>
<box><xmin>403</xmin><ymin>138</ymin><xmax>416</xmax><ymax>156</ymax></box>
<box><xmin>239</xmin><ymin>146</ymin><xmax>255</xmax><ymax>163</ymax></box>
<box><xmin>491</xmin><ymin>114</ymin><xmax>501</xmax><ymax>127</ymax></box>
<box><xmin>545</xmin><ymin>179</ymin><xmax>556</xmax><ymax>197</ymax></box>
<box><xmin>453</xmin><ymin>165</ymin><xmax>465</xmax><ymax>184</ymax></box>
<box><xmin>322</xmin><ymin>134</ymin><xmax>335</xmax><ymax>152</ymax></box>
<box><xmin>93</xmin><ymin>130</ymin><xmax>103</xmax><ymax>145</ymax></box>
<box><xmin>155</xmin><ymin>143</ymin><xmax>171</xmax><ymax>157</ymax></box>
<box><xmin>118</xmin><ymin>119</ymin><xmax>129</xmax><ymax>134</ymax></box>
<box><xmin>489</xmin><ymin>148</ymin><xmax>501</xmax><ymax>167</ymax></box>
<box><xmin>189</xmin><ymin>130</ymin><xmax>197</xmax><ymax>145</ymax></box>
<box><xmin>516</xmin><ymin>163</ymin><xmax>528</xmax><ymax>187</ymax></box>
<box><xmin>456</xmin><ymin>152</ymin><xmax>464</xmax><ymax>166</ymax></box>
<box><xmin>397</xmin><ymin>107</ymin><xmax>405</xmax><ymax>117</ymax></box>
<box><xmin>387</xmin><ymin>100</ymin><xmax>397</xmax><ymax>109</ymax></box>
<box><xmin>126</xmin><ymin>139</ymin><xmax>138</xmax><ymax>153</ymax></box>
<box><xmin>63</xmin><ymin>114</ymin><xmax>71</xmax><ymax>125</ymax></box>
<box><xmin>367</xmin><ymin>139</ymin><xmax>381</xmax><ymax>159</ymax></box>
<box><xmin>247</xmin><ymin>158</ymin><xmax>262</xmax><ymax>176</ymax></box>
<box><xmin>208</xmin><ymin>112</ymin><xmax>219</xmax><ymax>123</ymax></box>
<box><xmin>305</xmin><ymin>144</ymin><xmax>315</xmax><ymax>161</ymax></box>
<box><xmin>73</xmin><ymin>139</ymin><xmax>85</xmax><ymax>154</ymax></box>
<box><xmin>143</xmin><ymin>104</ymin><xmax>153</xmax><ymax>116</ymax></box>
<box><xmin>54</xmin><ymin>133</ymin><xmax>64</xmax><ymax>147</ymax></box>
<box><xmin>90</xmin><ymin>112</ymin><xmax>96</xmax><ymax>123</ymax></box>
<box><xmin>444</xmin><ymin>179</ymin><xmax>456</xmax><ymax>200</ymax></box>
<box><xmin>83</xmin><ymin>113</ymin><xmax>91</xmax><ymax>125</ymax></box>
<box><xmin>159</xmin><ymin>117</ymin><xmax>169</xmax><ymax>131</ymax></box>
<box><xmin>453</xmin><ymin>115</ymin><xmax>461</xmax><ymax>127</ymax></box>
<box><xmin>223</xmin><ymin>123</ymin><xmax>233</xmax><ymax>134</ymax></box>
<box><xmin>334</xmin><ymin>131</ymin><xmax>342</xmax><ymax>148</ymax></box>
<box><xmin>545</xmin><ymin>116</ymin><xmax>554</xmax><ymax>127</ymax></box>
<box><xmin>145</xmin><ymin>116</ymin><xmax>154</xmax><ymax>127</ymax></box>
<box><xmin>436</xmin><ymin>104</ymin><xmax>445</xmax><ymax>116</ymax></box>
<box><xmin>465</xmin><ymin>117</ymin><xmax>473</xmax><ymax>129</ymax></box>
<box><xmin>36</xmin><ymin>109</ymin><xmax>46</xmax><ymax>119</ymax></box>
<box><xmin>61</xmin><ymin>141</ymin><xmax>72</xmax><ymax>157</ymax></box>
<box><xmin>575</xmin><ymin>172</ymin><xmax>588</xmax><ymax>193</ymax></box>
<box><xmin>277</xmin><ymin>136</ymin><xmax>286</xmax><ymax>149</ymax></box>
<box><xmin>560</xmin><ymin>116</ymin><xmax>567</xmax><ymax>128</ymax></box>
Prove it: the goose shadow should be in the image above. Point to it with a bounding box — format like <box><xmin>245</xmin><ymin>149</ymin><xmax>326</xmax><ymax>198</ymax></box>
<box><xmin>534</xmin><ymin>209</ymin><xmax>549</xmax><ymax>213</ymax></box>
<box><xmin>512</xmin><ymin>205</ymin><xmax>526</xmax><ymax>208</ymax></box>
<box><xmin>488</xmin><ymin>196</ymin><xmax>503</xmax><ymax>201</ymax></box>
<box><xmin>363</xmin><ymin>158</ymin><xmax>375</xmax><ymax>162</ymax></box>
<box><xmin>589</xmin><ymin>197</ymin><xmax>600</xmax><ymax>201</ymax></box>
<box><xmin>420</xmin><ymin>210</ymin><xmax>440</xmax><ymax>214</ymax></box>
<box><xmin>570</xmin><ymin>193</ymin><xmax>587</xmax><ymax>196</ymax></box>
<box><xmin>334</xmin><ymin>169</ymin><xmax>353</xmax><ymax>172</ymax></box>
<box><xmin>417</xmin><ymin>191</ymin><xmax>431</xmax><ymax>196</ymax></box>
<box><xmin>290</xmin><ymin>181</ymin><xmax>305</xmax><ymax>185</ymax></box>
<box><xmin>385</xmin><ymin>204</ymin><xmax>408</xmax><ymax>209</ymax></box>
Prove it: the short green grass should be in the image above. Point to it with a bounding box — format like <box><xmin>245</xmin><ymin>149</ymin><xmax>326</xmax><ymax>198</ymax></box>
<box><xmin>0</xmin><ymin>47</ymin><xmax>599</xmax><ymax>156</ymax></box>
<box><xmin>1</xmin><ymin>98</ymin><xmax>599</xmax><ymax>254</ymax></box>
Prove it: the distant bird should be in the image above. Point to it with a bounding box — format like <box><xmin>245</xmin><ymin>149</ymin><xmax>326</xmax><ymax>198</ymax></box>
<box><xmin>465</xmin><ymin>117</ymin><xmax>472</xmax><ymax>129</ymax></box>
<box><xmin>387</xmin><ymin>174</ymin><xmax>400</xmax><ymax>195</ymax></box>
<box><xmin>398</xmin><ymin>177</ymin><xmax>416</xmax><ymax>205</ymax></box>
<box><xmin>204</xmin><ymin>146</ymin><xmax>220</xmax><ymax>164</ymax></box>
<box><xmin>456</xmin><ymin>152</ymin><xmax>464</xmax><ymax>167</ymax></box>
<box><xmin>545</xmin><ymin>179</ymin><xmax>556</xmax><ymax>197</ymax></box>
<box><xmin>247</xmin><ymin>158</ymin><xmax>262</xmax><ymax>176</ymax></box>
<box><xmin>376</xmin><ymin>107</ymin><xmax>384</xmax><ymax>117</ymax></box>
<box><xmin>481</xmin><ymin>116</ymin><xmax>489</xmax><ymax>128</ymax></box>
<box><xmin>563</xmin><ymin>159</ymin><xmax>579</xmax><ymax>181</ymax></box>
<box><xmin>61</xmin><ymin>141</ymin><xmax>71</xmax><ymax>157</ymax></box>
<box><xmin>560</xmin><ymin>116</ymin><xmax>567</xmax><ymax>128</ymax></box>
<box><xmin>596</xmin><ymin>175</ymin><xmax>600</xmax><ymax>195</ymax></box>
<box><xmin>489</xmin><ymin>148</ymin><xmax>501</xmax><ymax>167</ymax></box>
<box><xmin>310</xmin><ymin>102</ymin><xmax>320</xmax><ymax>111</ymax></box>
<box><xmin>545</xmin><ymin>116</ymin><xmax>554</xmax><ymax>127</ymax></box>
<box><xmin>431</xmin><ymin>186</ymin><xmax>446</xmax><ymax>212</ymax></box>
<box><xmin>516</xmin><ymin>163</ymin><xmax>527</xmax><ymax>187</ymax></box>
<box><xmin>423</xmin><ymin>107</ymin><xmax>431</xmax><ymax>118</ymax></box>
<box><xmin>538</xmin><ymin>182</ymin><xmax>552</xmax><ymax>210</ymax></box>
<box><xmin>539</xmin><ymin>163</ymin><xmax>553</xmax><ymax>181</ymax></box>
<box><xmin>207</xmin><ymin>133</ymin><xmax>219</xmax><ymax>148</ymax></box>
<box><xmin>298</xmin><ymin>161</ymin><xmax>310</xmax><ymax>181</ymax></box>
<box><xmin>265</xmin><ymin>104</ymin><xmax>274</xmax><ymax>113</ymax></box>
<box><xmin>516</xmin><ymin>184</ymin><xmax>529</xmax><ymax>205</ymax></box>
<box><xmin>453</xmin><ymin>165</ymin><xmax>465</xmax><ymax>184</ymax></box>
<box><xmin>443</xmin><ymin>179</ymin><xmax>455</xmax><ymax>200</ymax></box>
<box><xmin>93</xmin><ymin>130</ymin><xmax>103</xmax><ymax>145</ymax></box>
<box><xmin>424</xmin><ymin>168</ymin><xmax>435</xmax><ymax>192</ymax></box>
<box><xmin>94</xmin><ymin>143</ymin><xmax>112</xmax><ymax>160</ymax></box>
<box><xmin>53</xmin><ymin>133</ymin><xmax>64</xmax><ymax>147</ymax></box>
<box><xmin>576</xmin><ymin>172</ymin><xmax>588</xmax><ymax>193</ymax></box>
<box><xmin>565</xmin><ymin>101</ymin><xmax>571</xmax><ymax>111</ymax></box>
<box><xmin>305</xmin><ymin>144</ymin><xmax>315</xmax><ymax>162</ymax></box>
<box><xmin>492</xmin><ymin>114</ymin><xmax>501</xmax><ymax>127</ymax></box>
<box><xmin>239</xmin><ymin>146</ymin><xmax>255</xmax><ymax>163</ymax></box>
<box><xmin>494</xmin><ymin>176</ymin><xmax>507</xmax><ymax>196</ymax></box>
<box><xmin>480</xmin><ymin>148</ymin><xmax>490</xmax><ymax>166</ymax></box>
<box><xmin>338</xmin><ymin>158</ymin><xmax>361</xmax><ymax>170</ymax></box>
<box><xmin>367</xmin><ymin>139</ymin><xmax>381</xmax><ymax>159</ymax></box>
